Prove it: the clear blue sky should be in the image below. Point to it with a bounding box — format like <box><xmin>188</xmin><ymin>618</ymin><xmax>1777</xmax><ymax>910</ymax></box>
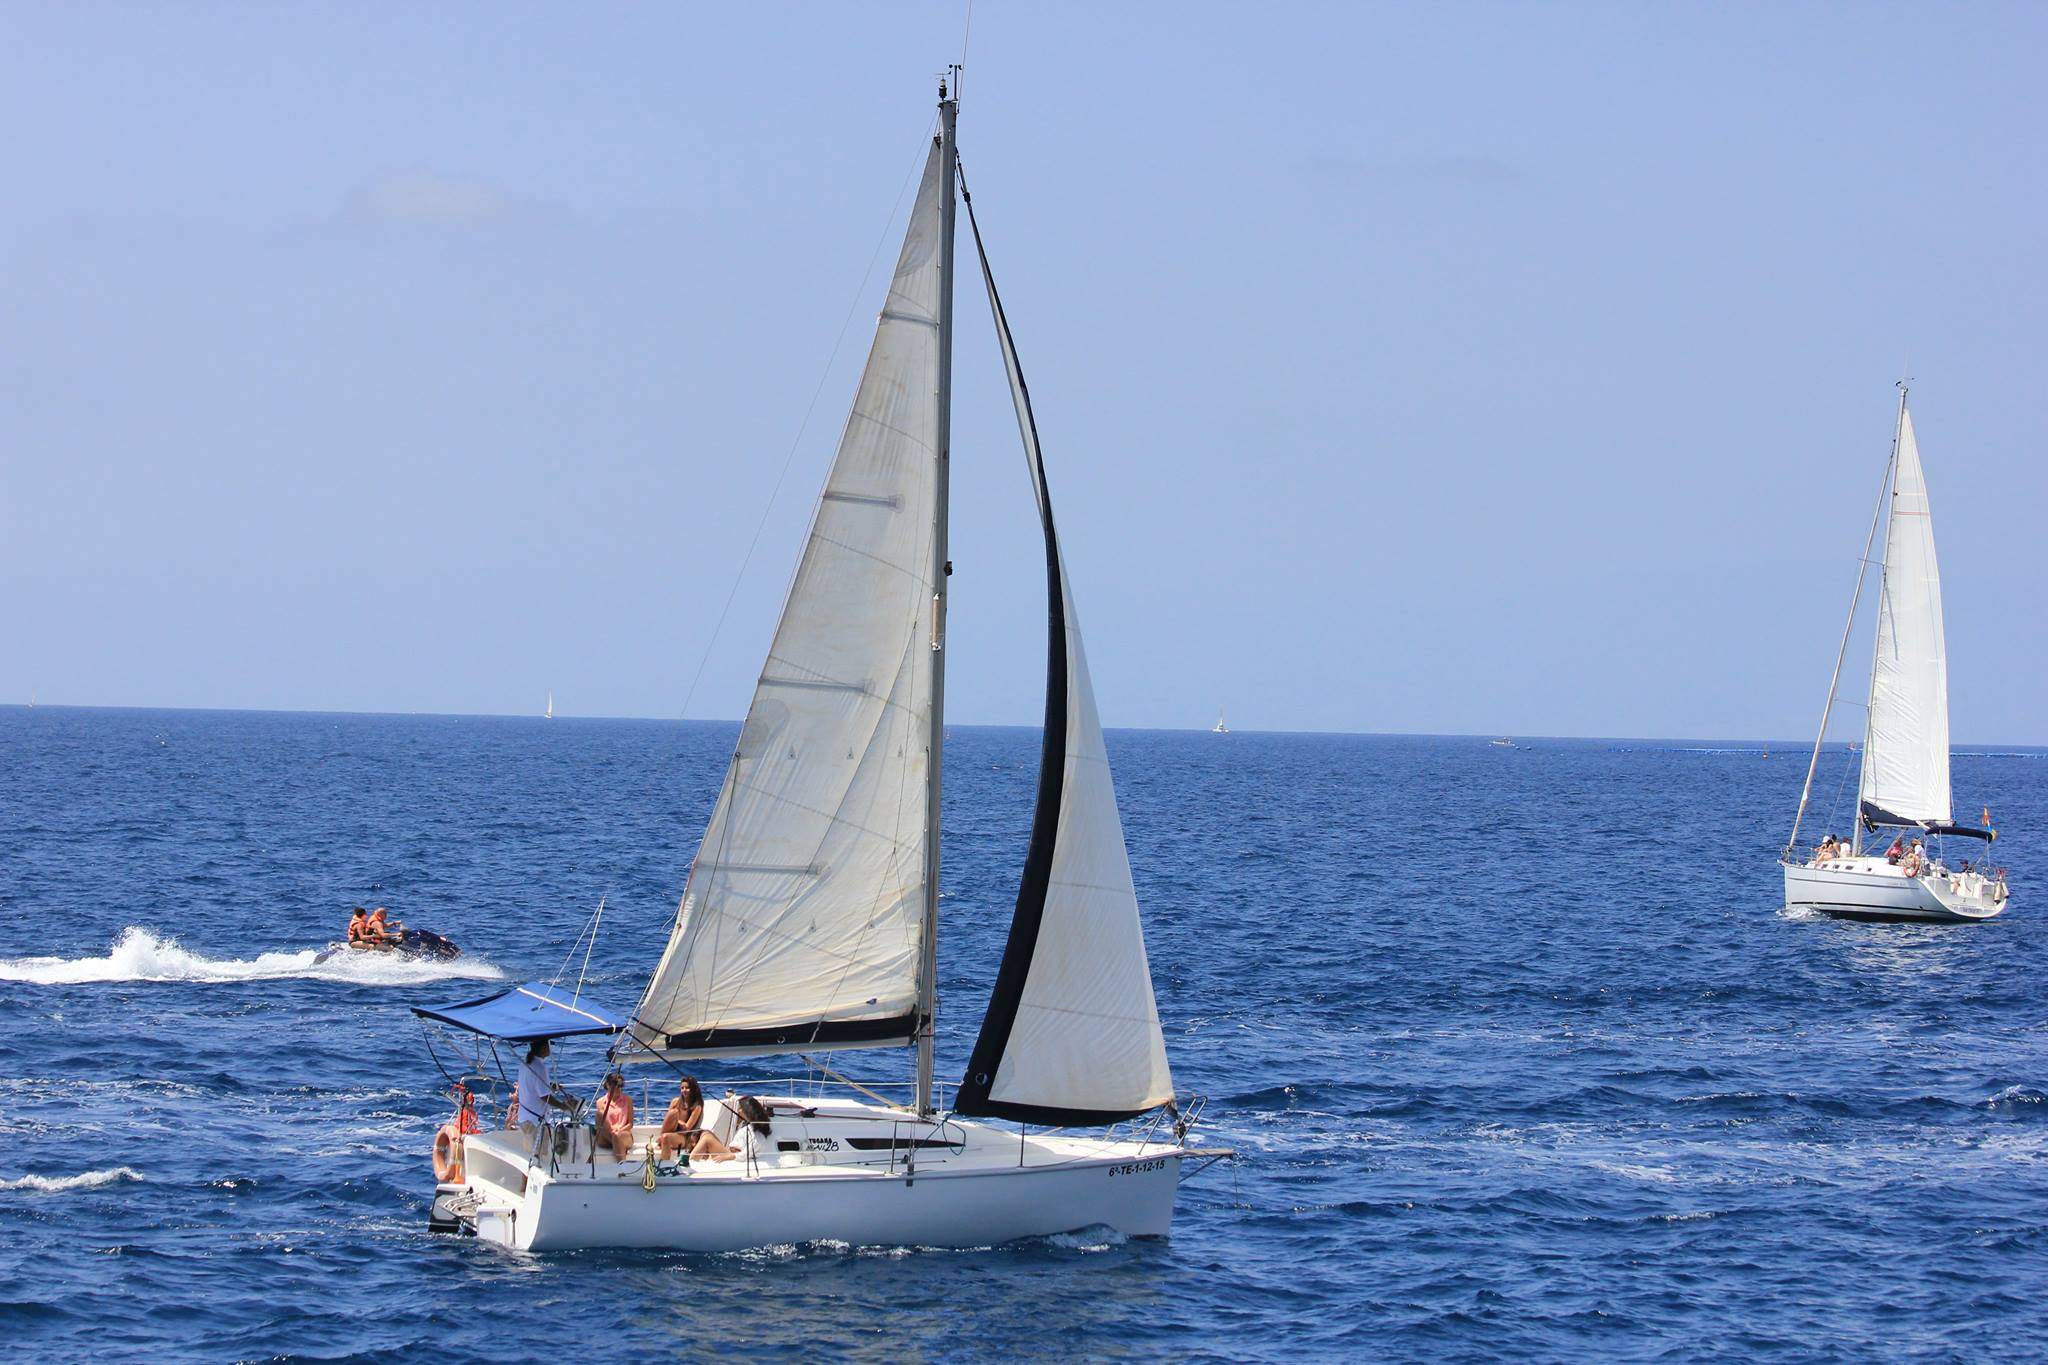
<box><xmin>3</xmin><ymin>4</ymin><xmax>2042</xmax><ymax>740</ymax></box>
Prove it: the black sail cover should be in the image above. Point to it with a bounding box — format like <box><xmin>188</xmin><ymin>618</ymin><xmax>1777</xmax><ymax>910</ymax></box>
<box><xmin>951</xmin><ymin>175</ymin><xmax>1175</xmax><ymax>1126</ymax></box>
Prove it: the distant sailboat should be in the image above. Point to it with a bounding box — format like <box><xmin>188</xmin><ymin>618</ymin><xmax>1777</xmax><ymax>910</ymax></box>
<box><xmin>1212</xmin><ymin>709</ymin><xmax>1229</xmax><ymax>734</ymax></box>
<box><xmin>544</xmin><ymin>691</ymin><xmax>554</xmax><ymax>720</ymax></box>
<box><xmin>1782</xmin><ymin>385</ymin><xmax>2008</xmax><ymax>922</ymax></box>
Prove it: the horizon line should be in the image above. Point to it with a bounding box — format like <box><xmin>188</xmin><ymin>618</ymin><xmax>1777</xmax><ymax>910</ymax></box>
<box><xmin>6</xmin><ymin>700</ymin><xmax>2040</xmax><ymax>751</ymax></box>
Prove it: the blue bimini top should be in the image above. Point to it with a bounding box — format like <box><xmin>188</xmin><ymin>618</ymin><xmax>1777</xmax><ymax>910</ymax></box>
<box><xmin>411</xmin><ymin>982</ymin><xmax>624</xmax><ymax>1042</ymax></box>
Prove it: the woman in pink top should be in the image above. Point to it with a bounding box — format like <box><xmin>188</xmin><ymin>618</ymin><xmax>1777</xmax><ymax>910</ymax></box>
<box><xmin>594</xmin><ymin>1071</ymin><xmax>635</xmax><ymax>1161</ymax></box>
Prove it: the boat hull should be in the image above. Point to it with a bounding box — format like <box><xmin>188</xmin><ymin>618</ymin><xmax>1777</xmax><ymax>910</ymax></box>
<box><xmin>1782</xmin><ymin>858</ymin><xmax>2007</xmax><ymax>923</ymax></box>
<box><xmin>439</xmin><ymin>1098</ymin><xmax>1187</xmax><ymax>1253</ymax></box>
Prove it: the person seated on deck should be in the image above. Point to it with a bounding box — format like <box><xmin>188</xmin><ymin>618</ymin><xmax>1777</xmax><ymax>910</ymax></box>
<box><xmin>593</xmin><ymin>1070</ymin><xmax>634</xmax><ymax>1162</ymax></box>
<box><xmin>1885</xmin><ymin>835</ymin><xmax>1905</xmax><ymax>865</ymax></box>
<box><xmin>1815</xmin><ymin>835</ymin><xmax>1839</xmax><ymax>863</ymax></box>
<box><xmin>1904</xmin><ymin>838</ymin><xmax>1927</xmax><ymax>877</ymax></box>
<box><xmin>363</xmin><ymin>907</ymin><xmax>404</xmax><ymax>949</ymax></box>
<box><xmin>691</xmin><ymin>1094</ymin><xmax>774</xmax><ymax>1164</ymax></box>
<box><xmin>345</xmin><ymin>907</ymin><xmax>370</xmax><ymax>946</ymax></box>
<box><xmin>657</xmin><ymin>1077</ymin><xmax>707</xmax><ymax>1158</ymax></box>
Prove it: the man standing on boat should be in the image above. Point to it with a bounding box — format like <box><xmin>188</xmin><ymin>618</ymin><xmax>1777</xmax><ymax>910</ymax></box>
<box><xmin>514</xmin><ymin>1039</ymin><xmax>569</xmax><ymax>1134</ymax></box>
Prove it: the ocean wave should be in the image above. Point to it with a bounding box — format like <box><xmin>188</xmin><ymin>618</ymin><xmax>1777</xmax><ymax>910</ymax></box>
<box><xmin>0</xmin><ymin>1166</ymin><xmax>143</xmax><ymax>1194</ymax></box>
<box><xmin>1039</xmin><ymin>1225</ymin><xmax>1129</xmax><ymax>1252</ymax></box>
<box><xmin>0</xmin><ymin>927</ymin><xmax>503</xmax><ymax>986</ymax></box>
<box><xmin>1986</xmin><ymin>1085</ymin><xmax>2047</xmax><ymax>1110</ymax></box>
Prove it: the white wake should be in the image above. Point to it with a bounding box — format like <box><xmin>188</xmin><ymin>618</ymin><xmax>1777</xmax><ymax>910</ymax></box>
<box><xmin>0</xmin><ymin>1166</ymin><xmax>144</xmax><ymax>1193</ymax></box>
<box><xmin>0</xmin><ymin>927</ymin><xmax>504</xmax><ymax>986</ymax></box>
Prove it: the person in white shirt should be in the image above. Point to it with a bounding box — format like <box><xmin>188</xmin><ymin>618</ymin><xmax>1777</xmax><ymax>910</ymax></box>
<box><xmin>514</xmin><ymin>1039</ymin><xmax>566</xmax><ymax>1130</ymax></box>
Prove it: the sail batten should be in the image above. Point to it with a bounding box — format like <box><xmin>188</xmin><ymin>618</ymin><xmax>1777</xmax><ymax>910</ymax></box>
<box><xmin>1859</xmin><ymin>404</ymin><xmax>1952</xmax><ymax>829</ymax></box>
<box><xmin>624</xmin><ymin>140</ymin><xmax>950</xmax><ymax>1063</ymax></box>
<box><xmin>951</xmin><ymin>180</ymin><xmax>1175</xmax><ymax>1126</ymax></box>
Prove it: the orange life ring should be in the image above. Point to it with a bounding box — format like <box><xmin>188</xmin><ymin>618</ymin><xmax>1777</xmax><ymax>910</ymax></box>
<box><xmin>433</xmin><ymin>1121</ymin><xmax>466</xmax><ymax>1185</ymax></box>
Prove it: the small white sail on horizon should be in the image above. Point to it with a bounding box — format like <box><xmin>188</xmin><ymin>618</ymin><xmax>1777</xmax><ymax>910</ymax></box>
<box><xmin>545</xmin><ymin>691</ymin><xmax>554</xmax><ymax>720</ymax></box>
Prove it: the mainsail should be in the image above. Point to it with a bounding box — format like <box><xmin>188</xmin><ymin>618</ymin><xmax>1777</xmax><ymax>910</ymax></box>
<box><xmin>952</xmin><ymin>184</ymin><xmax>1175</xmax><ymax>1125</ymax></box>
<box><xmin>1859</xmin><ymin>404</ymin><xmax>1952</xmax><ymax>828</ymax></box>
<box><xmin>626</xmin><ymin>142</ymin><xmax>950</xmax><ymax>1060</ymax></box>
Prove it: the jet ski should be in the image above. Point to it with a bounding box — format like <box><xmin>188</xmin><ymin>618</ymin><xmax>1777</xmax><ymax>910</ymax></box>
<box><xmin>313</xmin><ymin>929</ymin><xmax>461</xmax><ymax>964</ymax></box>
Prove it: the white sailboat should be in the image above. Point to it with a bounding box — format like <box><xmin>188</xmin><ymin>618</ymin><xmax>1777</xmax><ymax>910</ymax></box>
<box><xmin>429</xmin><ymin>81</ymin><xmax>1220</xmax><ymax>1253</ymax></box>
<box><xmin>1782</xmin><ymin>385</ymin><xmax>2009</xmax><ymax>922</ymax></box>
<box><xmin>1212</xmin><ymin>709</ymin><xmax>1229</xmax><ymax>734</ymax></box>
<box><xmin>544</xmin><ymin>691</ymin><xmax>554</xmax><ymax>720</ymax></box>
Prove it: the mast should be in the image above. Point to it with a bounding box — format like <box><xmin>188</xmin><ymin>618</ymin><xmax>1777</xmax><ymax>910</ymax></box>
<box><xmin>1852</xmin><ymin>383</ymin><xmax>1910</xmax><ymax>855</ymax></box>
<box><xmin>1786</xmin><ymin>385</ymin><xmax>1901</xmax><ymax>861</ymax></box>
<box><xmin>914</xmin><ymin>79</ymin><xmax>959</xmax><ymax>1117</ymax></box>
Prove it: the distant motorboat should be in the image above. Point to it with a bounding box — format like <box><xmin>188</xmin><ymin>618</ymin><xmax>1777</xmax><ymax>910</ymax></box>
<box><xmin>1491</xmin><ymin>737</ymin><xmax>1515</xmax><ymax>749</ymax></box>
<box><xmin>1781</xmin><ymin>385</ymin><xmax>2008</xmax><ymax>923</ymax></box>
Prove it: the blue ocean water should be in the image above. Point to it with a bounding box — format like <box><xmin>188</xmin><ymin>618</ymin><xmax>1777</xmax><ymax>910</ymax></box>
<box><xmin>2</xmin><ymin>707</ymin><xmax>2045</xmax><ymax>1360</ymax></box>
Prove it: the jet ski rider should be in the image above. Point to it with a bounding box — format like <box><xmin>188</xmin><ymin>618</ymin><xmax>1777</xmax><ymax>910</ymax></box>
<box><xmin>363</xmin><ymin>906</ymin><xmax>406</xmax><ymax>950</ymax></box>
<box><xmin>345</xmin><ymin>907</ymin><xmax>370</xmax><ymax>947</ymax></box>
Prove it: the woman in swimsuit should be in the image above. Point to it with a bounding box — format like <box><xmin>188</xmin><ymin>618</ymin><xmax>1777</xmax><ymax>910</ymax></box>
<box><xmin>658</xmin><ymin>1077</ymin><xmax>707</xmax><ymax>1158</ymax></box>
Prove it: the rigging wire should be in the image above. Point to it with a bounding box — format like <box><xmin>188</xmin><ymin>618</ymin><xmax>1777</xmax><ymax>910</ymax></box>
<box><xmin>570</xmin><ymin>896</ymin><xmax>606</xmax><ymax>1010</ymax></box>
<box><xmin>958</xmin><ymin>0</ymin><xmax>975</xmax><ymax>101</ymax></box>
<box><xmin>548</xmin><ymin>894</ymin><xmax>609</xmax><ymax>990</ymax></box>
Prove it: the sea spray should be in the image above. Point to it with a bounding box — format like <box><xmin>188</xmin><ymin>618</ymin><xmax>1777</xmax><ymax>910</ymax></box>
<box><xmin>0</xmin><ymin>1167</ymin><xmax>144</xmax><ymax>1194</ymax></box>
<box><xmin>0</xmin><ymin>927</ymin><xmax>502</xmax><ymax>986</ymax></box>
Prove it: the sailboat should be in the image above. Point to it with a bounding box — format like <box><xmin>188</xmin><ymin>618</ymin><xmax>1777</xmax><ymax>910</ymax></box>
<box><xmin>427</xmin><ymin>81</ymin><xmax>1219</xmax><ymax>1252</ymax></box>
<box><xmin>1212</xmin><ymin>709</ymin><xmax>1229</xmax><ymax>734</ymax></box>
<box><xmin>1782</xmin><ymin>385</ymin><xmax>2009</xmax><ymax>922</ymax></box>
<box><xmin>544</xmin><ymin>691</ymin><xmax>554</xmax><ymax>720</ymax></box>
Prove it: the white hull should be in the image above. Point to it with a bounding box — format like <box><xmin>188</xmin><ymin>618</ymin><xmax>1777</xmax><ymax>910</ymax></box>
<box><xmin>438</xmin><ymin>1095</ymin><xmax>1190</xmax><ymax>1253</ymax></box>
<box><xmin>1783</xmin><ymin>856</ymin><xmax>2008</xmax><ymax>922</ymax></box>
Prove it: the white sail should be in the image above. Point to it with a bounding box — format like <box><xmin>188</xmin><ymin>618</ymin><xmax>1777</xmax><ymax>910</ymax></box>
<box><xmin>1860</xmin><ymin>405</ymin><xmax>1951</xmax><ymax>826</ymax></box>
<box><xmin>954</xmin><ymin>193</ymin><xmax>1173</xmax><ymax>1124</ymax></box>
<box><xmin>628</xmin><ymin>142</ymin><xmax>949</xmax><ymax>1059</ymax></box>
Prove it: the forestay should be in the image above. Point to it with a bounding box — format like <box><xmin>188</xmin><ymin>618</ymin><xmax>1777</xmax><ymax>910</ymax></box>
<box><xmin>1860</xmin><ymin>406</ymin><xmax>1952</xmax><ymax>828</ymax></box>
<box><xmin>626</xmin><ymin>144</ymin><xmax>948</xmax><ymax>1060</ymax></box>
<box><xmin>952</xmin><ymin>186</ymin><xmax>1175</xmax><ymax>1125</ymax></box>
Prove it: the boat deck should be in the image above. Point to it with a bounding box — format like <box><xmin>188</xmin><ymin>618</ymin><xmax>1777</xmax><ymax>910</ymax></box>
<box><xmin>1786</xmin><ymin>853</ymin><xmax>2007</xmax><ymax>920</ymax></box>
<box><xmin>463</xmin><ymin>1095</ymin><xmax>1179</xmax><ymax>1191</ymax></box>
